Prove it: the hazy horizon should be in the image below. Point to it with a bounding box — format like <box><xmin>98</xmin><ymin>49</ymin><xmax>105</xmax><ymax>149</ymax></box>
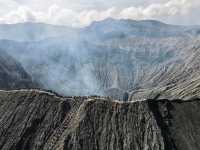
<box><xmin>0</xmin><ymin>0</ymin><xmax>199</xmax><ymax>27</ymax></box>
<box><xmin>0</xmin><ymin>18</ymin><xmax>199</xmax><ymax>28</ymax></box>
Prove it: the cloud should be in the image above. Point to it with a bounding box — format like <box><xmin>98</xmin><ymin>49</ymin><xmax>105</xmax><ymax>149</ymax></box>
<box><xmin>0</xmin><ymin>6</ymin><xmax>36</xmax><ymax>24</ymax></box>
<box><xmin>0</xmin><ymin>0</ymin><xmax>199</xmax><ymax>26</ymax></box>
<box><xmin>120</xmin><ymin>0</ymin><xmax>193</xmax><ymax>19</ymax></box>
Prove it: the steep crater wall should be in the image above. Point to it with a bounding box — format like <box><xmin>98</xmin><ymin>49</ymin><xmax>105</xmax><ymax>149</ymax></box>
<box><xmin>0</xmin><ymin>90</ymin><xmax>199</xmax><ymax>150</ymax></box>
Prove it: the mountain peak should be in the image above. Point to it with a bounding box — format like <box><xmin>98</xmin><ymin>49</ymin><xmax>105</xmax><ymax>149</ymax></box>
<box><xmin>90</xmin><ymin>18</ymin><xmax>168</xmax><ymax>27</ymax></box>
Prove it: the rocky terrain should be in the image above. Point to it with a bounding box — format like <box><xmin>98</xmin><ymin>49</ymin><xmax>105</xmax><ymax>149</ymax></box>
<box><xmin>129</xmin><ymin>38</ymin><xmax>200</xmax><ymax>100</ymax></box>
<box><xmin>0</xmin><ymin>19</ymin><xmax>200</xmax><ymax>150</ymax></box>
<box><xmin>0</xmin><ymin>90</ymin><xmax>199</xmax><ymax>150</ymax></box>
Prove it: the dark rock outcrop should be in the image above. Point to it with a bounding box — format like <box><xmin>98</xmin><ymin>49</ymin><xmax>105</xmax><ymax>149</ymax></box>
<box><xmin>0</xmin><ymin>90</ymin><xmax>199</xmax><ymax>150</ymax></box>
<box><xmin>0</xmin><ymin>50</ymin><xmax>38</xmax><ymax>90</ymax></box>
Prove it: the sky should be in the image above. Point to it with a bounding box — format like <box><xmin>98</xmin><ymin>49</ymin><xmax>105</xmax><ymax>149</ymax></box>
<box><xmin>0</xmin><ymin>0</ymin><xmax>199</xmax><ymax>27</ymax></box>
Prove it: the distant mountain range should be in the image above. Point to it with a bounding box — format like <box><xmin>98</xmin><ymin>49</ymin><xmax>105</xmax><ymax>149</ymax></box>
<box><xmin>0</xmin><ymin>19</ymin><xmax>200</xmax><ymax>42</ymax></box>
<box><xmin>0</xmin><ymin>22</ymin><xmax>77</xmax><ymax>42</ymax></box>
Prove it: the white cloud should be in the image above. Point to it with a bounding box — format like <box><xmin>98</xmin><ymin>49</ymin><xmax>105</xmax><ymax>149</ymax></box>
<box><xmin>120</xmin><ymin>0</ymin><xmax>194</xmax><ymax>19</ymax></box>
<box><xmin>0</xmin><ymin>0</ymin><xmax>199</xmax><ymax>26</ymax></box>
<box><xmin>0</xmin><ymin>6</ymin><xmax>36</xmax><ymax>24</ymax></box>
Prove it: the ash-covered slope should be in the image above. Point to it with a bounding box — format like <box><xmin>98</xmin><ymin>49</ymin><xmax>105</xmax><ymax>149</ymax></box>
<box><xmin>0</xmin><ymin>50</ymin><xmax>38</xmax><ymax>89</ymax></box>
<box><xmin>0</xmin><ymin>19</ymin><xmax>200</xmax><ymax>101</ymax></box>
<box><xmin>129</xmin><ymin>39</ymin><xmax>200</xmax><ymax>100</ymax></box>
<box><xmin>0</xmin><ymin>90</ymin><xmax>199</xmax><ymax>150</ymax></box>
<box><xmin>1</xmin><ymin>19</ymin><xmax>200</xmax><ymax>97</ymax></box>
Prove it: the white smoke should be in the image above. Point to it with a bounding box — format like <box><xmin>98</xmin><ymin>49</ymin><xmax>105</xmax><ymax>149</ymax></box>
<box><xmin>0</xmin><ymin>0</ymin><xmax>198</xmax><ymax>26</ymax></box>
